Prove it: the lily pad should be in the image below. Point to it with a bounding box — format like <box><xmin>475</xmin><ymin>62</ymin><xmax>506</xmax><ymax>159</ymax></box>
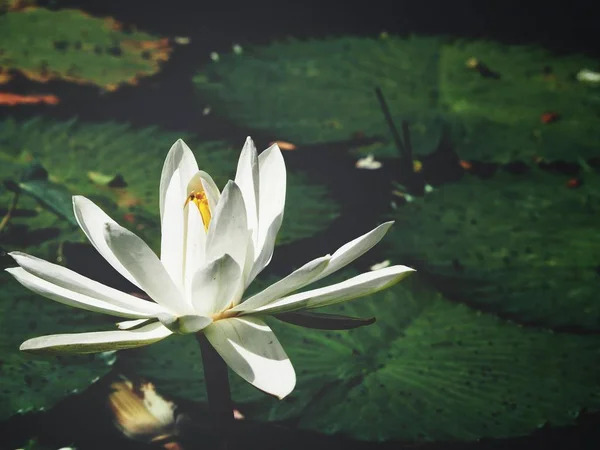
<box><xmin>195</xmin><ymin>36</ymin><xmax>600</xmax><ymax>162</ymax></box>
<box><xmin>385</xmin><ymin>170</ymin><xmax>600</xmax><ymax>331</ymax></box>
<box><xmin>121</xmin><ymin>272</ymin><xmax>600</xmax><ymax>442</ymax></box>
<box><xmin>0</xmin><ymin>118</ymin><xmax>339</xmax><ymax>258</ymax></box>
<box><xmin>0</xmin><ymin>7</ymin><xmax>172</xmax><ymax>91</ymax></box>
<box><xmin>0</xmin><ymin>271</ymin><xmax>113</xmax><ymax>420</ymax></box>
<box><xmin>439</xmin><ymin>40</ymin><xmax>600</xmax><ymax>162</ymax></box>
<box><xmin>194</xmin><ymin>35</ymin><xmax>445</xmax><ymax>156</ymax></box>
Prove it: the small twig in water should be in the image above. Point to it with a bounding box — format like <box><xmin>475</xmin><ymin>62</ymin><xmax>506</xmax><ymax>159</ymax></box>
<box><xmin>0</xmin><ymin>191</ymin><xmax>20</xmax><ymax>234</ymax></box>
<box><xmin>401</xmin><ymin>119</ymin><xmax>413</xmax><ymax>165</ymax></box>
<box><xmin>374</xmin><ymin>86</ymin><xmax>406</xmax><ymax>158</ymax></box>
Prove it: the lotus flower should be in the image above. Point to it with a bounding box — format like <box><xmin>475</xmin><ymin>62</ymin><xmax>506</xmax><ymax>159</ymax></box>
<box><xmin>6</xmin><ymin>138</ymin><xmax>414</xmax><ymax>399</ymax></box>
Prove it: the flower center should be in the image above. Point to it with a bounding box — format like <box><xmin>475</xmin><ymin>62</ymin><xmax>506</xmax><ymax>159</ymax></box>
<box><xmin>185</xmin><ymin>190</ymin><xmax>211</xmax><ymax>231</ymax></box>
<box><xmin>211</xmin><ymin>303</ymin><xmax>239</xmax><ymax>321</ymax></box>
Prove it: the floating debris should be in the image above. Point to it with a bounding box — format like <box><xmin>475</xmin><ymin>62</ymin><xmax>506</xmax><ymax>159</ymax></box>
<box><xmin>270</xmin><ymin>140</ymin><xmax>296</xmax><ymax>151</ymax></box>
<box><xmin>173</xmin><ymin>36</ymin><xmax>190</xmax><ymax>45</ymax></box>
<box><xmin>576</xmin><ymin>68</ymin><xmax>600</xmax><ymax>84</ymax></box>
<box><xmin>392</xmin><ymin>190</ymin><xmax>414</xmax><ymax>202</ymax></box>
<box><xmin>202</xmin><ymin>106</ymin><xmax>211</xmax><ymax>116</ymax></box>
<box><xmin>370</xmin><ymin>260</ymin><xmax>391</xmax><ymax>271</ymax></box>
<box><xmin>540</xmin><ymin>111</ymin><xmax>560</xmax><ymax>124</ymax></box>
<box><xmin>87</xmin><ymin>170</ymin><xmax>127</xmax><ymax>187</ymax></box>
<box><xmin>0</xmin><ymin>92</ymin><xmax>59</xmax><ymax>106</ymax></box>
<box><xmin>465</xmin><ymin>57</ymin><xmax>501</xmax><ymax>79</ymax></box>
<box><xmin>355</xmin><ymin>154</ymin><xmax>382</xmax><ymax>170</ymax></box>
<box><xmin>565</xmin><ymin>178</ymin><xmax>582</xmax><ymax>189</ymax></box>
<box><xmin>412</xmin><ymin>159</ymin><xmax>423</xmax><ymax>173</ymax></box>
<box><xmin>232</xmin><ymin>43</ymin><xmax>243</xmax><ymax>55</ymax></box>
<box><xmin>210</xmin><ymin>51</ymin><xmax>220</xmax><ymax>62</ymax></box>
<box><xmin>459</xmin><ymin>160</ymin><xmax>473</xmax><ymax>170</ymax></box>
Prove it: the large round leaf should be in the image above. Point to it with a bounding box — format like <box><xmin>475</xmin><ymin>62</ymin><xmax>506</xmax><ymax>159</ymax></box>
<box><xmin>120</xmin><ymin>272</ymin><xmax>600</xmax><ymax>442</ymax></box>
<box><xmin>439</xmin><ymin>40</ymin><xmax>600</xmax><ymax>162</ymax></box>
<box><xmin>0</xmin><ymin>8</ymin><xmax>172</xmax><ymax>91</ymax></box>
<box><xmin>278</xmin><ymin>286</ymin><xmax>600</xmax><ymax>442</ymax></box>
<box><xmin>194</xmin><ymin>35</ymin><xmax>446</xmax><ymax>155</ymax></box>
<box><xmin>0</xmin><ymin>271</ymin><xmax>113</xmax><ymax>420</ymax></box>
<box><xmin>385</xmin><ymin>170</ymin><xmax>600</xmax><ymax>330</ymax></box>
<box><xmin>0</xmin><ymin>118</ymin><xmax>339</xmax><ymax>258</ymax></box>
<box><xmin>195</xmin><ymin>36</ymin><xmax>600</xmax><ymax>162</ymax></box>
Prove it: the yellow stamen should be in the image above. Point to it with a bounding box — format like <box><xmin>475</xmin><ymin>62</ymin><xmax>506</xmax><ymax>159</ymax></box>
<box><xmin>211</xmin><ymin>307</ymin><xmax>238</xmax><ymax>322</ymax></box>
<box><xmin>185</xmin><ymin>190</ymin><xmax>211</xmax><ymax>231</ymax></box>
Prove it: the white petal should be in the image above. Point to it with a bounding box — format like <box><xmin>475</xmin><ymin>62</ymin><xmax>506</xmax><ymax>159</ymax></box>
<box><xmin>205</xmin><ymin>181</ymin><xmax>249</xmax><ymax>271</ymax></box>
<box><xmin>187</xmin><ymin>170</ymin><xmax>221</xmax><ymax>214</ymax></box>
<box><xmin>72</xmin><ymin>196</ymin><xmax>142</xmax><ymax>290</ymax></box>
<box><xmin>312</xmin><ymin>221</ymin><xmax>395</xmax><ymax>282</ymax></box>
<box><xmin>246</xmin><ymin>212</ymin><xmax>282</xmax><ymax>284</ymax></box>
<box><xmin>191</xmin><ymin>254</ymin><xmax>243</xmax><ymax>316</ymax></box>
<box><xmin>20</xmin><ymin>322</ymin><xmax>172</xmax><ymax>355</ymax></box>
<box><xmin>234</xmin><ymin>255</ymin><xmax>330</xmax><ymax>313</ymax></box>
<box><xmin>116</xmin><ymin>319</ymin><xmax>150</xmax><ymax>330</ymax></box>
<box><xmin>103</xmin><ymin>222</ymin><xmax>191</xmax><ymax>315</ymax></box>
<box><xmin>184</xmin><ymin>202</ymin><xmax>207</xmax><ymax>300</ymax></box>
<box><xmin>161</xmin><ymin>169</ymin><xmax>185</xmax><ymax>290</ymax></box>
<box><xmin>243</xmin><ymin>265</ymin><xmax>415</xmax><ymax>316</ymax></box>
<box><xmin>6</xmin><ymin>267</ymin><xmax>156</xmax><ymax>319</ymax></box>
<box><xmin>235</xmin><ymin>137</ymin><xmax>260</xmax><ymax>246</ymax></box>
<box><xmin>254</xmin><ymin>144</ymin><xmax>285</xmax><ymax>267</ymax></box>
<box><xmin>158</xmin><ymin>314</ymin><xmax>213</xmax><ymax>334</ymax></box>
<box><xmin>203</xmin><ymin>317</ymin><xmax>295</xmax><ymax>399</ymax></box>
<box><xmin>159</xmin><ymin>139</ymin><xmax>199</xmax><ymax>220</ymax></box>
<box><xmin>9</xmin><ymin>252</ymin><xmax>165</xmax><ymax>316</ymax></box>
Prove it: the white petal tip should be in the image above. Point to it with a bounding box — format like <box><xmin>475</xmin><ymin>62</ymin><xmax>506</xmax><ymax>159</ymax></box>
<box><xmin>258</xmin><ymin>372</ymin><xmax>296</xmax><ymax>400</ymax></box>
<box><xmin>19</xmin><ymin>339</ymin><xmax>42</xmax><ymax>354</ymax></box>
<box><xmin>71</xmin><ymin>195</ymin><xmax>87</xmax><ymax>206</ymax></box>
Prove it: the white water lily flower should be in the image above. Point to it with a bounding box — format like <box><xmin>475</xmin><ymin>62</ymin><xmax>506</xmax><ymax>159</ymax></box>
<box><xmin>6</xmin><ymin>138</ymin><xmax>414</xmax><ymax>399</ymax></box>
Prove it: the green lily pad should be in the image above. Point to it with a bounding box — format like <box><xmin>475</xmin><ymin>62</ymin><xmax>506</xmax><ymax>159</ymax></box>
<box><xmin>194</xmin><ymin>35</ymin><xmax>445</xmax><ymax>156</ymax></box>
<box><xmin>0</xmin><ymin>118</ymin><xmax>339</xmax><ymax>257</ymax></box>
<box><xmin>121</xmin><ymin>272</ymin><xmax>600</xmax><ymax>442</ymax></box>
<box><xmin>195</xmin><ymin>36</ymin><xmax>600</xmax><ymax>162</ymax></box>
<box><xmin>277</xmin><ymin>286</ymin><xmax>600</xmax><ymax>442</ymax></box>
<box><xmin>0</xmin><ymin>7</ymin><xmax>172</xmax><ymax>91</ymax></box>
<box><xmin>0</xmin><ymin>271</ymin><xmax>114</xmax><ymax>420</ymax></box>
<box><xmin>385</xmin><ymin>170</ymin><xmax>600</xmax><ymax>330</ymax></box>
<box><xmin>439</xmin><ymin>40</ymin><xmax>600</xmax><ymax>162</ymax></box>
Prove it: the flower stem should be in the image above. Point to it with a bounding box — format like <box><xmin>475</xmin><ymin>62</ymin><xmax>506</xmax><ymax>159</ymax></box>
<box><xmin>196</xmin><ymin>333</ymin><xmax>234</xmax><ymax>449</ymax></box>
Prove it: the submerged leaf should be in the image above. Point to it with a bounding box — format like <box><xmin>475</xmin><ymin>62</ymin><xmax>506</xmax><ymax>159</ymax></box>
<box><xmin>18</xmin><ymin>179</ymin><xmax>77</xmax><ymax>226</ymax></box>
